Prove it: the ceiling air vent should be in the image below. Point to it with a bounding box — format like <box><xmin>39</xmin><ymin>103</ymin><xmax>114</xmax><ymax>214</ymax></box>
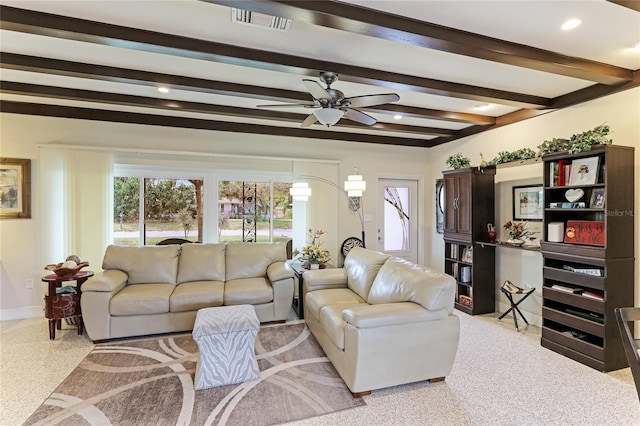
<box><xmin>231</xmin><ymin>8</ymin><xmax>291</xmax><ymax>32</ymax></box>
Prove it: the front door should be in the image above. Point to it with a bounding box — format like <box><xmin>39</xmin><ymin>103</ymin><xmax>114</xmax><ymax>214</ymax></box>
<box><xmin>377</xmin><ymin>178</ymin><xmax>418</xmax><ymax>263</ymax></box>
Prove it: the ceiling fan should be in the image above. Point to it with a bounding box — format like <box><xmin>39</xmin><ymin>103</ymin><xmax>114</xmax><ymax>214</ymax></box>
<box><xmin>258</xmin><ymin>72</ymin><xmax>400</xmax><ymax>127</ymax></box>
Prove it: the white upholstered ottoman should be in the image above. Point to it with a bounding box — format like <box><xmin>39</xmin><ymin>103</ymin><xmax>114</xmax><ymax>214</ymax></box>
<box><xmin>192</xmin><ymin>305</ymin><xmax>260</xmax><ymax>390</ymax></box>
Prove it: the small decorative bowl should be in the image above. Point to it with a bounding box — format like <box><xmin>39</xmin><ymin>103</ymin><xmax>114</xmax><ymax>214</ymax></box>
<box><xmin>45</xmin><ymin>261</ymin><xmax>89</xmax><ymax>277</ymax></box>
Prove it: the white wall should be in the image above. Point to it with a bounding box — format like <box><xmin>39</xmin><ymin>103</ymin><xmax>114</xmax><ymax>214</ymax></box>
<box><xmin>0</xmin><ymin>114</ymin><xmax>431</xmax><ymax>318</ymax></box>
<box><xmin>427</xmin><ymin>87</ymin><xmax>640</xmax><ymax>325</ymax></box>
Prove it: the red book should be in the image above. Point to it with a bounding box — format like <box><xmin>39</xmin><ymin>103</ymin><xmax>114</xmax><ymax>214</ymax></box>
<box><xmin>557</xmin><ymin>160</ymin><xmax>566</xmax><ymax>187</ymax></box>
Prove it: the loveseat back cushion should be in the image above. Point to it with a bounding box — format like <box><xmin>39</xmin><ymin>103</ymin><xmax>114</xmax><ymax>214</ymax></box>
<box><xmin>177</xmin><ymin>243</ymin><xmax>226</xmax><ymax>284</ymax></box>
<box><xmin>225</xmin><ymin>243</ymin><xmax>287</xmax><ymax>281</ymax></box>
<box><xmin>368</xmin><ymin>257</ymin><xmax>456</xmax><ymax>312</ymax></box>
<box><xmin>344</xmin><ymin>247</ymin><xmax>391</xmax><ymax>300</ymax></box>
<box><xmin>102</xmin><ymin>245</ymin><xmax>180</xmax><ymax>285</ymax></box>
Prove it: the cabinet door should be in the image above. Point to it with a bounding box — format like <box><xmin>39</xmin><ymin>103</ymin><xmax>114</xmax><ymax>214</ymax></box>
<box><xmin>443</xmin><ymin>175</ymin><xmax>457</xmax><ymax>233</ymax></box>
<box><xmin>455</xmin><ymin>173</ymin><xmax>472</xmax><ymax>235</ymax></box>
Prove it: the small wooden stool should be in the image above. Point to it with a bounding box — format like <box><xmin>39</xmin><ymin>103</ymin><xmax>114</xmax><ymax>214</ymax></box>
<box><xmin>498</xmin><ymin>280</ymin><xmax>535</xmax><ymax>331</ymax></box>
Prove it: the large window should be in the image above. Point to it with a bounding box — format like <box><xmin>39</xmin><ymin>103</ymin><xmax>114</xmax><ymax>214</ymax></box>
<box><xmin>113</xmin><ymin>174</ymin><xmax>292</xmax><ymax>246</ymax></box>
<box><xmin>113</xmin><ymin>177</ymin><xmax>203</xmax><ymax>246</ymax></box>
<box><xmin>218</xmin><ymin>180</ymin><xmax>292</xmax><ymax>243</ymax></box>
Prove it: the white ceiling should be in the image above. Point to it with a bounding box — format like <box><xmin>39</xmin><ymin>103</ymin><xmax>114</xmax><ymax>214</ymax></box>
<box><xmin>1</xmin><ymin>0</ymin><xmax>639</xmax><ymax>147</ymax></box>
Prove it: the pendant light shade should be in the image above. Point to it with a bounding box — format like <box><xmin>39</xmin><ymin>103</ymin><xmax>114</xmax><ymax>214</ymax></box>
<box><xmin>344</xmin><ymin>169</ymin><xmax>366</xmax><ymax>197</ymax></box>
<box><xmin>289</xmin><ymin>182</ymin><xmax>311</xmax><ymax>201</ymax></box>
<box><xmin>313</xmin><ymin>108</ymin><xmax>344</xmax><ymax>126</ymax></box>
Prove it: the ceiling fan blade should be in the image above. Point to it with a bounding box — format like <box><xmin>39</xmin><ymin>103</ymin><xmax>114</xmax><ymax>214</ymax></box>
<box><xmin>343</xmin><ymin>93</ymin><xmax>400</xmax><ymax>108</ymax></box>
<box><xmin>303</xmin><ymin>79</ymin><xmax>332</xmax><ymax>101</ymax></box>
<box><xmin>301</xmin><ymin>113</ymin><xmax>318</xmax><ymax>127</ymax></box>
<box><xmin>343</xmin><ymin>108</ymin><xmax>377</xmax><ymax>126</ymax></box>
<box><xmin>257</xmin><ymin>102</ymin><xmax>315</xmax><ymax>108</ymax></box>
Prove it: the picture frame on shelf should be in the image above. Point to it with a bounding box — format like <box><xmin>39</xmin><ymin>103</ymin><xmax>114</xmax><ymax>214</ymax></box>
<box><xmin>512</xmin><ymin>184</ymin><xmax>543</xmax><ymax>221</ymax></box>
<box><xmin>589</xmin><ymin>188</ymin><xmax>605</xmax><ymax>208</ymax></box>
<box><xmin>568</xmin><ymin>156</ymin><xmax>599</xmax><ymax>186</ymax></box>
<box><xmin>0</xmin><ymin>157</ymin><xmax>31</xmax><ymax>219</ymax></box>
<box><xmin>461</xmin><ymin>246</ymin><xmax>473</xmax><ymax>263</ymax></box>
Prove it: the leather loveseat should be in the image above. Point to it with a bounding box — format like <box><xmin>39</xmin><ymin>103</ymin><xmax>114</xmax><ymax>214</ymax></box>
<box><xmin>81</xmin><ymin>242</ymin><xmax>294</xmax><ymax>342</ymax></box>
<box><xmin>302</xmin><ymin>247</ymin><xmax>459</xmax><ymax>395</ymax></box>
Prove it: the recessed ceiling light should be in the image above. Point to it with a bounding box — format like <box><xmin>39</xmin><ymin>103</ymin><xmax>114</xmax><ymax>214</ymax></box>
<box><xmin>393</xmin><ymin>114</ymin><xmax>402</xmax><ymax>120</ymax></box>
<box><xmin>561</xmin><ymin>18</ymin><xmax>582</xmax><ymax>31</ymax></box>
<box><xmin>158</xmin><ymin>87</ymin><xmax>170</xmax><ymax>93</ymax></box>
<box><xmin>474</xmin><ymin>104</ymin><xmax>491</xmax><ymax>111</ymax></box>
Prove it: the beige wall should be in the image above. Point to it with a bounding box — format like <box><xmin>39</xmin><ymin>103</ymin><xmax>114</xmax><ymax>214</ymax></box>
<box><xmin>1</xmin><ymin>87</ymin><xmax>638</xmax><ymax>321</ymax></box>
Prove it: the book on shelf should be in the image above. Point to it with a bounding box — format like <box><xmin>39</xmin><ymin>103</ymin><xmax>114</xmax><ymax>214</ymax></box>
<box><xmin>565</xmin><ymin>308</ymin><xmax>604</xmax><ymax>324</ymax></box>
<box><xmin>582</xmin><ymin>290</ymin><xmax>604</xmax><ymax>301</ymax></box>
<box><xmin>450</xmin><ymin>244</ymin><xmax>458</xmax><ymax>259</ymax></box>
<box><xmin>562</xmin><ymin>265</ymin><xmax>603</xmax><ymax>276</ymax></box>
<box><xmin>550</xmin><ymin>284</ymin><xmax>584</xmax><ymax>294</ymax></box>
<box><xmin>548</xmin><ymin>160</ymin><xmax>573</xmax><ymax>187</ymax></box>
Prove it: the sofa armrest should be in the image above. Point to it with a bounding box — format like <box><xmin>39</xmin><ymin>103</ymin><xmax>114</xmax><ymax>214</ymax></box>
<box><xmin>267</xmin><ymin>261</ymin><xmax>294</xmax><ymax>283</ymax></box>
<box><xmin>342</xmin><ymin>302</ymin><xmax>448</xmax><ymax>329</ymax></box>
<box><xmin>303</xmin><ymin>268</ymin><xmax>348</xmax><ymax>294</ymax></box>
<box><xmin>81</xmin><ymin>270</ymin><xmax>128</xmax><ymax>293</ymax></box>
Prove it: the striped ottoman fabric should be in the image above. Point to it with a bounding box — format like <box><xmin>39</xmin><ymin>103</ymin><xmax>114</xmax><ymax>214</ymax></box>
<box><xmin>192</xmin><ymin>305</ymin><xmax>260</xmax><ymax>390</ymax></box>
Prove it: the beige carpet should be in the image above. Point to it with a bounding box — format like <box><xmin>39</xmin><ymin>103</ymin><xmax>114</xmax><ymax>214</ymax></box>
<box><xmin>23</xmin><ymin>322</ymin><xmax>364</xmax><ymax>426</ymax></box>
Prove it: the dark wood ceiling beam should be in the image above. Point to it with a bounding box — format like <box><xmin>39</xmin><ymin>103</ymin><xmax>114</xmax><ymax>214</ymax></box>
<box><xmin>0</xmin><ymin>81</ymin><xmax>457</xmax><ymax>137</ymax></box>
<box><xmin>0</xmin><ymin>5</ymin><xmax>551</xmax><ymax>109</ymax></box>
<box><xmin>0</xmin><ymin>100</ymin><xmax>437</xmax><ymax>147</ymax></box>
<box><xmin>204</xmin><ymin>0</ymin><xmax>635</xmax><ymax>85</ymax></box>
<box><xmin>0</xmin><ymin>53</ymin><xmax>490</xmax><ymax>127</ymax></box>
<box><xmin>607</xmin><ymin>1</ymin><xmax>640</xmax><ymax>12</ymax></box>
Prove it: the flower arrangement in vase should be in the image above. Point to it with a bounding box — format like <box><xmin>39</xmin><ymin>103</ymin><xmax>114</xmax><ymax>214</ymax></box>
<box><xmin>300</xmin><ymin>229</ymin><xmax>331</xmax><ymax>269</ymax></box>
<box><xmin>502</xmin><ymin>221</ymin><xmax>533</xmax><ymax>246</ymax></box>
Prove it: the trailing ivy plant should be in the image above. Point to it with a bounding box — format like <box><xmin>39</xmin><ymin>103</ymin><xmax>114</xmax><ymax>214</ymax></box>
<box><xmin>445</xmin><ymin>153</ymin><xmax>471</xmax><ymax>169</ymax></box>
<box><xmin>487</xmin><ymin>147</ymin><xmax>537</xmax><ymax>165</ymax></box>
<box><xmin>537</xmin><ymin>124</ymin><xmax>613</xmax><ymax>155</ymax></box>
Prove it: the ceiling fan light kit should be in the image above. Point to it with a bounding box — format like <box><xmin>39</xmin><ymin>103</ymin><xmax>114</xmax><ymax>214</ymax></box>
<box><xmin>313</xmin><ymin>108</ymin><xmax>344</xmax><ymax>126</ymax></box>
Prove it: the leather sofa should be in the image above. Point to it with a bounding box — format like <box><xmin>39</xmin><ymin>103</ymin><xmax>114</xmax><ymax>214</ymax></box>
<box><xmin>302</xmin><ymin>247</ymin><xmax>459</xmax><ymax>395</ymax></box>
<box><xmin>81</xmin><ymin>242</ymin><xmax>294</xmax><ymax>342</ymax></box>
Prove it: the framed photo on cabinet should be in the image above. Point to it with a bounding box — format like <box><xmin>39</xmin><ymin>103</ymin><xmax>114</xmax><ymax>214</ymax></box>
<box><xmin>589</xmin><ymin>188</ymin><xmax>605</xmax><ymax>208</ymax></box>
<box><xmin>568</xmin><ymin>156</ymin><xmax>599</xmax><ymax>186</ymax></box>
<box><xmin>512</xmin><ymin>185</ymin><xmax>543</xmax><ymax>221</ymax></box>
<box><xmin>0</xmin><ymin>158</ymin><xmax>31</xmax><ymax>219</ymax></box>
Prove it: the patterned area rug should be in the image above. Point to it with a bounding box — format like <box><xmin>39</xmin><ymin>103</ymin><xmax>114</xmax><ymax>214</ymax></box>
<box><xmin>24</xmin><ymin>322</ymin><xmax>365</xmax><ymax>425</ymax></box>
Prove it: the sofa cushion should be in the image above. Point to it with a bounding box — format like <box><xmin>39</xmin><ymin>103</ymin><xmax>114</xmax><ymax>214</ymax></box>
<box><xmin>225</xmin><ymin>243</ymin><xmax>287</xmax><ymax>281</ymax></box>
<box><xmin>344</xmin><ymin>247</ymin><xmax>390</xmax><ymax>300</ymax></box>
<box><xmin>170</xmin><ymin>281</ymin><xmax>224</xmax><ymax>313</ymax></box>
<box><xmin>177</xmin><ymin>243</ymin><xmax>226</xmax><ymax>284</ymax></box>
<box><xmin>224</xmin><ymin>277</ymin><xmax>273</xmax><ymax>305</ymax></box>
<box><xmin>110</xmin><ymin>283</ymin><xmax>174</xmax><ymax>316</ymax></box>
<box><xmin>368</xmin><ymin>257</ymin><xmax>456</xmax><ymax>312</ymax></box>
<box><xmin>305</xmin><ymin>288</ymin><xmax>366</xmax><ymax>322</ymax></box>
<box><xmin>102</xmin><ymin>245</ymin><xmax>180</xmax><ymax>285</ymax></box>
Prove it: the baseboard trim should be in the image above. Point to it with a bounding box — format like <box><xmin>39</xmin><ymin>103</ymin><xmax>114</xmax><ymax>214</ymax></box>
<box><xmin>0</xmin><ymin>306</ymin><xmax>44</xmax><ymax>321</ymax></box>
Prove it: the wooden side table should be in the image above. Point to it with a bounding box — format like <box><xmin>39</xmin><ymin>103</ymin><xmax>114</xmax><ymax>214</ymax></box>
<box><xmin>42</xmin><ymin>271</ymin><xmax>93</xmax><ymax>340</ymax></box>
<box><xmin>287</xmin><ymin>261</ymin><xmax>333</xmax><ymax>320</ymax></box>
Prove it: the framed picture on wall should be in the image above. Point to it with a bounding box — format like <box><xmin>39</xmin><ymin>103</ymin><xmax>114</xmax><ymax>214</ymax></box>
<box><xmin>0</xmin><ymin>158</ymin><xmax>31</xmax><ymax>219</ymax></box>
<box><xmin>512</xmin><ymin>185</ymin><xmax>543</xmax><ymax>221</ymax></box>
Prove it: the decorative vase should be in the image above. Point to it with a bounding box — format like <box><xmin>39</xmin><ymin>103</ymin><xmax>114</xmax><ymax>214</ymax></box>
<box><xmin>310</xmin><ymin>263</ymin><xmax>320</xmax><ymax>270</ymax></box>
<box><xmin>507</xmin><ymin>238</ymin><xmax>525</xmax><ymax>247</ymax></box>
<box><xmin>488</xmin><ymin>230</ymin><xmax>496</xmax><ymax>243</ymax></box>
